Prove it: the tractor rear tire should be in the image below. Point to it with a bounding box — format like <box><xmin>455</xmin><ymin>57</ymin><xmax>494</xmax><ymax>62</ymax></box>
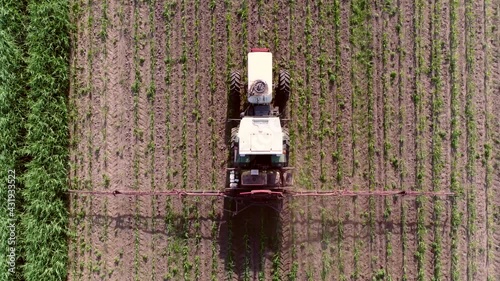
<box><xmin>275</xmin><ymin>70</ymin><xmax>290</xmax><ymax>117</ymax></box>
<box><xmin>230</xmin><ymin>71</ymin><xmax>242</xmax><ymax>118</ymax></box>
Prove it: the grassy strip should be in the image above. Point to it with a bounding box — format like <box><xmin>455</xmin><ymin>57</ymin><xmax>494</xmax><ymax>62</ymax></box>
<box><xmin>465</xmin><ymin>0</ymin><xmax>477</xmax><ymax>279</ymax></box>
<box><xmin>448</xmin><ymin>0</ymin><xmax>461</xmax><ymax>279</ymax></box>
<box><xmin>21</xmin><ymin>0</ymin><xmax>69</xmax><ymax>280</ymax></box>
<box><xmin>430</xmin><ymin>0</ymin><xmax>444</xmax><ymax>279</ymax></box>
<box><xmin>0</xmin><ymin>1</ymin><xmax>26</xmax><ymax>280</ymax></box>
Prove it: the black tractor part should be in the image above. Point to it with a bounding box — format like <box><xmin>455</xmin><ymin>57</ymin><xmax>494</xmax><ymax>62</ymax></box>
<box><xmin>229</xmin><ymin>71</ymin><xmax>241</xmax><ymax>118</ymax></box>
<box><xmin>275</xmin><ymin>70</ymin><xmax>290</xmax><ymax>117</ymax></box>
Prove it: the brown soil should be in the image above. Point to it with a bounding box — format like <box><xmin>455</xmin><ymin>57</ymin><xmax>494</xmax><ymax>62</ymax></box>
<box><xmin>68</xmin><ymin>0</ymin><xmax>498</xmax><ymax>280</ymax></box>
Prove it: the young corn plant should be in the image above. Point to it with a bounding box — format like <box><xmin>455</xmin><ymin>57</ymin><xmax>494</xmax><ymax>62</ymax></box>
<box><xmin>209</xmin><ymin>0</ymin><xmax>217</xmax><ymax>189</ymax></box>
<box><xmin>414</xmin><ymin>0</ymin><xmax>427</xmax><ymax>279</ymax></box>
<box><xmin>332</xmin><ymin>0</ymin><xmax>344</xmax><ymax>185</ymax></box>
<box><xmin>465</xmin><ymin>0</ymin><xmax>478</xmax><ymax>278</ymax></box>
<box><xmin>181</xmin><ymin>0</ymin><xmax>189</xmax><ymax>191</ymax></box>
<box><xmin>430</xmin><ymin>0</ymin><xmax>444</xmax><ymax>279</ymax></box>
<box><xmin>148</xmin><ymin>0</ymin><xmax>157</xmax><ymax>279</ymax></box>
<box><xmin>164</xmin><ymin>1</ymin><xmax>174</xmax><ymax>189</ymax></box>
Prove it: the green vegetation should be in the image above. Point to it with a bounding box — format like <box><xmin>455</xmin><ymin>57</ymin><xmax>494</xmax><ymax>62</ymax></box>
<box><xmin>430</xmin><ymin>0</ymin><xmax>444</xmax><ymax>279</ymax></box>
<box><xmin>414</xmin><ymin>0</ymin><xmax>427</xmax><ymax>279</ymax></box>
<box><xmin>331</xmin><ymin>0</ymin><xmax>343</xmax><ymax>185</ymax></box>
<box><xmin>148</xmin><ymin>0</ymin><xmax>157</xmax><ymax>279</ymax></box>
<box><xmin>448</xmin><ymin>0</ymin><xmax>462</xmax><ymax>279</ymax></box>
<box><xmin>465</xmin><ymin>0</ymin><xmax>478</xmax><ymax>279</ymax></box>
<box><xmin>0</xmin><ymin>1</ymin><xmax>26</xmax><ymax>280</ymax></box>
<box><xmin>20</xmin><ymin>0</ymin><xmax>70</xmax><ymax>280</ymax></box>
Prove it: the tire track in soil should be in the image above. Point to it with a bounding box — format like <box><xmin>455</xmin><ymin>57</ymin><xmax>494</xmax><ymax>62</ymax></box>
<box><xmin>104</xmin><ymin>0</ymin><xmax>136</xmax><ymax>279</ymax></box>
<box><xmin>470</xmin><ymin>0</ymin><xmax>488</xmax><ymax>279</ymax></box>
<box><xmin>489</xmin><ymin>1</ymin><xmax>500</xmax><ymax>280</ymax></box>
<box><xmin>135</xmin><ymin>1</ymin><xmax>154</xmax><ymax>279</ymax></box>
<box><xmin>88</xmin><ymin>1</ymin><xmax>106</xmax><ymax>279</ymax></box>
<box><xmin>487</xmin><ymin>1</ymin><xmax>500</xmax><ymax>278</ymax></box>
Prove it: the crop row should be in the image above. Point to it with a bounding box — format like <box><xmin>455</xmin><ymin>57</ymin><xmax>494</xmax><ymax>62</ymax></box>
<box><xmin>430</xmin><ymin>0</ymin><xmax>444</xmax><ymax>279</ymax></box>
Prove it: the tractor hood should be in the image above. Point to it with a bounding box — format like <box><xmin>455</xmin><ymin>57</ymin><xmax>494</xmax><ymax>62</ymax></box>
<box><xmin>238</xmin><ymin>117</ymin><xmax>283</xmax><ymax>155</ymax></box>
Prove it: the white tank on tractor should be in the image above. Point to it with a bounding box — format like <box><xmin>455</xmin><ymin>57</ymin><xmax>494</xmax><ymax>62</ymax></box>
<box><xmin>227</xmin><ymin>48</ymin><xmax>292</xmax><ymax>195</ymax></box>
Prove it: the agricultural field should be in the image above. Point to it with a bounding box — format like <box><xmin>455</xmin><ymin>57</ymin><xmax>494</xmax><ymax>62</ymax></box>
<box><xmin>1</xmin><ymin>0</ymin><xmax>498</xmax><ymax>280</ymax></box>
<box><xmin>67</xmin><ymin>0</ymin><xmax>500</xmax><ymax>280</ymax></box>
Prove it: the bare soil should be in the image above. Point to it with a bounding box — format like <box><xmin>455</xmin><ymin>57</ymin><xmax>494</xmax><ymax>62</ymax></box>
<box><xmin>68</xmin><ymin>0</ymin><xmax>498</xmax><ymax>280</ymax></box>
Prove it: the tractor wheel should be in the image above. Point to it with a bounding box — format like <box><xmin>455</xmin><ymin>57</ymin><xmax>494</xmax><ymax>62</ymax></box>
<box><xmin>229</xmin><ymin>71</ymin><xmax>242</xmax><ymax>118</ymax></box>
<box><xmin>275</xmin><ymin>70</ymin><xmax>290</xmax><ymax>117</ymax></box>
<box><xmin>274</xmin><ymin>196</ymin><xmax>291</xmax><ymax>278</ymax></box>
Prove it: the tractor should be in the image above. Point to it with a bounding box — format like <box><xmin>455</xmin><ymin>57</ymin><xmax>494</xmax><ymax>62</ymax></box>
<box><xmin>226</xmin><ymin>48</ymin><xmax>293</xmax><ymax>202</ymax></box>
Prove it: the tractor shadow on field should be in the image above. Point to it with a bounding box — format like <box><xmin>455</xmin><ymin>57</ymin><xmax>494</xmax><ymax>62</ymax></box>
<box><xmin>218</xmin><ymin>196</ymin><xmax>289</xmax><ymax>279</ymax></box>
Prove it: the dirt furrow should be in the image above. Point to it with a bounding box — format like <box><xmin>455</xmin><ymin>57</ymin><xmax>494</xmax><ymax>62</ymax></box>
<box><xmin>471</xmin><ymin>0</ymin><xmax>489</xmax><ymax>280</ymax></box>
<box><xmin>455</xmin><ymin>0</ymin><xmax>470</xmax><ymax>278</ymax></box>
<box><xmin>488</xmin><ymin>1</ymin><xmax>500</xmax><ymax>278</ymax></box>
<box><xmin>88</xmin><ymin>0</ymin><xmax>107</xmax><ymax>279</ymax></box>
<box><xmin>106</xmin><ymin>0</ymin><xmax>136</xmax><ymax>279</ymax></box>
